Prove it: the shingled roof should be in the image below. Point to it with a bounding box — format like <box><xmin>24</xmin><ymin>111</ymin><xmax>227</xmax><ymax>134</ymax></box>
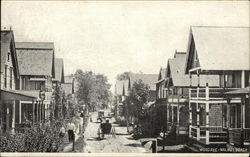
<box><xmin>1</xmin><ymin>30</ymin><xmax>19</xmax><ymax>77</ymax></box>
<box><xmin>185</xmin><ymin>26</ymin><xmax>250</xmax><ymax>73</ymax></box>
<box><xmin>15</xmin><ymin>42</ymin><xmax>55</xmax><ymax>76</ymax></box>
<box><xmin>54</xmin><ymin>58</ymin><xmax>64</xmax><ymax>83</ymax></box>
<box><xmin>168</xmin><ymin>52</ymin><xmax>219</xmax><ymax>87</ymax></box>
<box><xmin>129</xmin><ymin>73</ymin><xmax>158</xmax><ymax>91</ymax></box>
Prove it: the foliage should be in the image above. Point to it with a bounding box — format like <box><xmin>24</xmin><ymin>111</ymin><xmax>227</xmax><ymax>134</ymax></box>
<box><xmin>116</xmin><ymin>72</ymin><xmax>131</xmax><ymax>80</ymax></box>
<box><xmin>52</xmin><ymin>85</ymin><xmax>67</xmax><ymax>120</ymax></box>
<box><xmin>74</xmin><ymin>69</ymin><xmax>112</xmax><ymax>111</ymax></box>
<box><xmin>125</xmin><ymin>79</ymin><xmax>150</xmax><ymax>119</ymax></box>
<box><xmin>0</xmin><ymin>122</ymin><xmax>63</xmax><ymax>152</ymax></box>
<box><xmin>123</xmin><ymin>80</ymin><xmax>152</xmax><ymax>137</ymax></box>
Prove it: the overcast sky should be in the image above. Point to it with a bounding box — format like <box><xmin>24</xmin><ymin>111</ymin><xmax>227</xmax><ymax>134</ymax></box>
<box><xmin>1</xmin><ymin>1</ymin><xmax>249</xmax><ymax>92</ymax></box>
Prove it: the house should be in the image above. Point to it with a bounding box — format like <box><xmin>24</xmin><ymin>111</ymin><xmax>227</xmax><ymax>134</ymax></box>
<box><xmin>0</xmin><ymin>30</ymin><xmax>38</xmax><ymax>134</ymax></box>
<box><xmin>164</xmin><ymin>51</ymin><xmax>219</xmax><ymax>137</ymax></box>
<box><xmin>52</xmin><ymin>58</ymin><xmax>65</xmax><ymax>86</ymax></box>
<box><xmin>52</xmin><ymin>58</ymin><xmax>65</xmax><ymax>119</ymax></box>
<box><xmin>15</xmin><ymin>42</ymin><xmax>56</xmax><ymax>124</ymax></box>
<box><xmin>185</xmin><ymin>26</ymin><xmax>250</xmax><ymax>148</ymax></box>
<box><xmin>61</xmin><ymin>74</ymin><xmax>75</xmax><ymax>97</ymax></box>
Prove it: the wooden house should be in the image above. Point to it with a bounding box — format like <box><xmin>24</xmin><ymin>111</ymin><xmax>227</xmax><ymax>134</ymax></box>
<box><xmin>52</xmin><ymin>58</ymin><xmax>65</xmax><ymax>86</ymax></box>
<box><xmin>0</xmin><ymin>30</ymin><xmax>38</xmax><ymax>133</ymax></box>
<box><xmin>163</xmin><ymin>51</ymin><xmax>219</xmax><ymax>136</ymax></box>
<box><xmin>15</xmin><ymin>42</ymin><xmax>55</xmax><ymax>124</ymax></box>
<box><xmin>61</xmin><ymin>74</ymin><xmax>75</xmax><ymax>97</ymax></box>
<box><xmin>185</xmin><ymin>26</ymin><xmax>250</xmax><ymax>148</ymax></box>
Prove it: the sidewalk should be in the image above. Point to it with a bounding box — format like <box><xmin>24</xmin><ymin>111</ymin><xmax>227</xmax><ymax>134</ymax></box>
<box><xmin>61</xmin><ymin>133</ymin><xmax>84</xmax><ymax>152</ymax></box>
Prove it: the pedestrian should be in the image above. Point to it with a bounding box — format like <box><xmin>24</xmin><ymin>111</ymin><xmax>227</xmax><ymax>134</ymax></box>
<box><xmin>59</xmin><ymin>123</ymin><xmax>66</xmax><ymax>138</ymax></box>
<box><xmin>67</xmin><ymin>119</ymin><xmax>75</xmax><ymax>143</ymax></box>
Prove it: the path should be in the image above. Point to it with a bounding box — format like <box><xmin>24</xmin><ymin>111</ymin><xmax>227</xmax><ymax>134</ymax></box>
<box><xmin>83</xmin><ymin>111</ymin><xmax>150</xmax><ymax>153</ymax></box>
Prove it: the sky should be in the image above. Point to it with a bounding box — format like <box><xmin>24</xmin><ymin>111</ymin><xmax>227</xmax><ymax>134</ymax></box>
<box><xmin>1</xmin><ymin>1</ymin><xmax>249</xmax><ymax>92</ymax></box>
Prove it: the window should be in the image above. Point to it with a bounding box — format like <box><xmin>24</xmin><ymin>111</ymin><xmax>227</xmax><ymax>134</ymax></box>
<box><xmin>4</xmin><ymin>65</ymin><xmax>7</xmax><ymax>88</ymax></box>
<box><xmin>10</xmin><ymin>67</ymin><xmax>13</xmax><ymax>89</ymax></box>
<box><xmin>7</xmin><ymin>52</ymin><xmax>10</xmax><ymax>61</ymax></box>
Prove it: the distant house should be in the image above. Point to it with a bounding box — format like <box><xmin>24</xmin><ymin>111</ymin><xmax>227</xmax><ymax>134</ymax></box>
<box><xmin>15</xmin><ymin>42</ymin><xmax>55</xmax><ymax>123</ymax></box>
<box><xmin>155</xmin><ymin>67</ymin><xmax>167</xmax><ymax>100</ymax></box>
<box><xmin>52</xmin><ymin>58</ymin><xmax>65</xmax><ymax>86</ymax></box>
<box><xmin>185</xmin><ymin>26</ymin><xmax>250</xmax><ymax>148</ymax></box>
<box><xmin>61</xmin><ymin>74</ymin><xmax>75</xmax><ymax>98</ymax></box>
<box><xmin>114</xmin><ymin>73</ymin><xmax>158</xmax><ymax>123</ymax></box>
<box><xmin>128</xmin><ymin>73</ymin><xmax>158</xmax><ymax>102</ymax></box>
<box><xmin>0</xmin><ymin>30</ymin><xmax>37</xmax><ymax>133</ymax></box>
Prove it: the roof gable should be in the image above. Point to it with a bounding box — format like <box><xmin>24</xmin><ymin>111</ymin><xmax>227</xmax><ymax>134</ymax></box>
<box><xmin>1</xmin><ymin>30</ymin><xmax>19</xmax><ymax>78</ymax></box>
<box><xmin>129</xmin><ymin>73</ymin><xmax>158</xmax><ymax>91</ymax></box>
<box><xmin>15</xmin><ymin>42</ymin><xmax>54</xmax><ymax>76</ymax></box>
<box><xmin>185</xmin><ymin>26</ymin><xmax>250</xmax><ymax>73</ymax></box>
<box><xmin>54</xmin><ymin>58</ymin><xmax>64</xmax><ymax>83</ymax></box>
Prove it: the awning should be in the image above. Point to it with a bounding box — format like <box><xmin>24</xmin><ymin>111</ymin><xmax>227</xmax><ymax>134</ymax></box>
<box><xmin>1</xmin><ymin>89</ymin><xmax>39</xmax><ymax>101</ymax></box>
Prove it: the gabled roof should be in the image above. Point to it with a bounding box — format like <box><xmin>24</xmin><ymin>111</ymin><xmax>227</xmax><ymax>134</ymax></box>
<box><xmin>54</xmin><ymin>58</ymin><xmax>64</xmax><ymax>83</ymax></box>
<box><xmin>168</xmin><ymin>52</ymin><xmax>190</xmax><ymax>87</ymax></box>
<box><xmin>168</xmin><ymin>52</ymin><xmax>219</xmax><ymax>87</ymax></box>
<box><xmin>129</xmin><ymin>73</ymin><xmax>158</xmax><ymax>91</ymax></box>
<box><xmin>155</xmin><ymin>68</ymin><xmax>166</xmax><ymax>84</ymax></box>
<box><xmin>1</xmin><ymin>30</ymin><xmax>19</xmax><ymax>77</ymax></box>
<box><xmin>185</xmin><ymin>26</ymin><xmax>250</xmax><ymax>73</ymax></box>
<box><xmin>15</xmin><ymin>42</ymin><xmax>55</xmax><ymax>76</ymax></box>
<box><xmin>15</xmin><ymin>42</ymin><xmax>54</xmax><ymax>50</ymax></box>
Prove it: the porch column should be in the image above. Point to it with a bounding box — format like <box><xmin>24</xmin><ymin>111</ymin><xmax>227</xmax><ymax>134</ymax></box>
<box><xmin>19</xmin><ymin>102</ymin><xmax>21</xmax><ymax>123</ymax></box>
<box><xmin>196</xmin><ymin>103</ymin><xmax>200</xmax><ymax>141</ymax></box>
<box><xmin>196</xmin><ymin>72</ymin><xmax>200</xmax><ymax>141</ymax></box>
<box><xmin>241</xmin><ymin>97</ymin><xmax>245</xmax><ymax>129</ymax></box>
<box><xmin>205</xmin><ymin>84</ymin><xmax>210</xmax><ymax>145</ymax></box>
<box><xmin>176</xmin><ymin>97</ymin><xmax>180</xmax><ymax>135</ymax></box>
<box><xmin>171</xmin><ymin>105</ymin><xmax>174</xmax><ymax>124</ymax></box>
<box><xmin>36</xmin><ymin>101</ymin><xmax>39</xmax><ymax>123</ymax></box>
<box><xmin>189</xmin><ymin>102</ymin><xmax>192</xmax><ymax>138</ymax></box>
<box><xmin>32</xmin><ymin>101</ymin><xmax>35</xmax><ymax>124</ymax></box>
<box><xmin>189</xmin><ymin>74</ymin><xmax>192</xmax><ymax>138</ymax></box>
<box><xmin>11</xmin><ymin>100</ymin><xmax>15</xmax><ymax>134</ymax></box>
<box><xmin>40</xmin><ymin>101</ymin><xmax>42</xmax><ymax>123</ymax></box>
<box><xmin>241</xmin><ymin>71</ymin><xmax>245</xmax><ymax>88</ymax></box>
<box><xmin>6</xmin><ymin>103</ymin><xmax>10</xmax><ymax>132</ymax></box>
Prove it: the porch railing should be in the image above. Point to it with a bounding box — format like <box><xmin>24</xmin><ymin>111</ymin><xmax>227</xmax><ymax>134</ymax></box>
<box><xmin>229</xmin><ymin>128</ymin><xmax>250</xmax><ymax>146</ymax></box>
<box><xmin>190</xmin><ymin>88</ymin><xmax>239</xmax><ymax>99</ymax></box>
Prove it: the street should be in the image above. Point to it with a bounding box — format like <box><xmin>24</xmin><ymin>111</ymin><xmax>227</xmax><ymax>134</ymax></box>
<box><xmin>83</xmin><ymin>111</ymin><xmax>150</xmax><ymax>153</ymax></box>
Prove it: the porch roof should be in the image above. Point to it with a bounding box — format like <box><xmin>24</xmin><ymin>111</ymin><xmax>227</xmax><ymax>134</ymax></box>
<box><xmin>1</xmin><ymin>89</ymin><xmax>38</xmax><ymax>101</ymax></box>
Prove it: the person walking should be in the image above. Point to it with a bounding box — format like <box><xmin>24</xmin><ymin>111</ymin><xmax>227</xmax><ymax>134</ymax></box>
<box><xmin>67</xmin><ymin>119</ymin><xmax>75</xmax><ymax>143</ymax></box>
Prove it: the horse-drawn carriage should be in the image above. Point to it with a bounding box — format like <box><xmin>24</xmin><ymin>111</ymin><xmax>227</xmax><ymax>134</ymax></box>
<box><xmin>97</xmin><ymin>110</ymin><xmax>105</xmax><ymax>123</ymax></box>
<box><xmin>97</xmin><ymin>116</ymin><xmax>115</xmax><ymax>139</ymax></box>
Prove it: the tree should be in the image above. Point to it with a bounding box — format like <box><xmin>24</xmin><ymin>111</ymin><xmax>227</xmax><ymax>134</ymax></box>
<box><xmin>74</xmin><ymin>69</ymin><xmax>112</xmax><ymax>112</ymax></box>
<box><xmin>124</xmin><ymin>80</ymin><xmax>150</xmax><ymax>137</ymax></box>
<box><xmin>116</xmin><ymin>72</ymin><xmax>131</xmax><ymax>80</ymax></box>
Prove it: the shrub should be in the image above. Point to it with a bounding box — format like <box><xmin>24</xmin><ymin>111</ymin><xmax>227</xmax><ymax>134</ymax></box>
<box><xmin>0</xmin><ymin>122</ymin><xmax>63</xmax><ymax>152</ymax></box>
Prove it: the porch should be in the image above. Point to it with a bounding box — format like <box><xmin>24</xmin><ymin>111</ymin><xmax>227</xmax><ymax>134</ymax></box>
<box><xmin>190</xmin><ymin>87</ymin><xmax>240</xmax><ymax>100</ymax></box>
